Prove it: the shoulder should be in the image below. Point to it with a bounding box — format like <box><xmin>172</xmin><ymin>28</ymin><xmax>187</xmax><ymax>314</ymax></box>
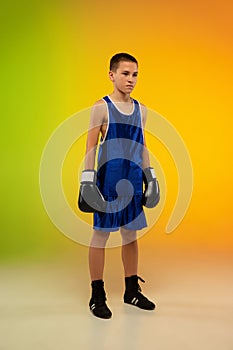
<box><xmin>94</xmin><ymin>98</ymin><xmax>106</xmax><ymax>106</ymax></box>
<box><xmin>92</xmin><ymin>99</ymin><xmax>108</xmax><ymax>112</ymax></box>
<box><xmin>90</xmin><ymin>98</ymin><xmax>107</xmax><ymax>122</ymax></box>
<box><xmin>139</xmin><ymin>102</ymin><xmax>147</xmax><ymax>114</ymax></box>
<box><xmin>92</xmin><ymin>98</ymin><xmax>107</xmax><ymax>110</ymax></box>
<box><xmin>138</xmin><ymin>102</ymin><xmax>147</xmax><ymax>126</ymax></box>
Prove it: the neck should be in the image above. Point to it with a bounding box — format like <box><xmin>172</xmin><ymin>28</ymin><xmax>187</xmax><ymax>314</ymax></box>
<box><xmin>109</xmin><ymin>90</ymin><xmax>132</xmax><ymax>103</ymax></box>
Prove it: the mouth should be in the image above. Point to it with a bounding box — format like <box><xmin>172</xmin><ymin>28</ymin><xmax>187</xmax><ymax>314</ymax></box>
<box><xmin>126</xmin><ymin>85</ymin><xmax>134</xmax><ymax>88</ymax></box>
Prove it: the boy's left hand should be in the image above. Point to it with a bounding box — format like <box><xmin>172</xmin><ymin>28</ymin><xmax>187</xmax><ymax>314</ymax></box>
<box><xmin>142</xmin><ymin>167</ymin><xmax>160</xmax><ymax>208</ymax></box>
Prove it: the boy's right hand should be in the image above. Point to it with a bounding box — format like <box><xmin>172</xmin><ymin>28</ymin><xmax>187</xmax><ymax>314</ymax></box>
<box><xmin>78</xmin><ymin>170</ymin><xmax>107</xmax><ymax>213</ymax></box>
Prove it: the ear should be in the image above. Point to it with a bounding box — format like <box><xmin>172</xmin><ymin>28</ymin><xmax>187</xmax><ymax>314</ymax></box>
<box><xmin>109</xmin><ymin>70</ymin><xmax>115</xmax><ymax>82</ymax></box>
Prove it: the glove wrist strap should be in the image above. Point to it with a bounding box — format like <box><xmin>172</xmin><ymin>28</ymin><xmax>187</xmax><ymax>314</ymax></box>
<box><xmin>81</xmin><ymin>170</ymin><xmax>96</xmax><ymax>183</ymax></box>
<box><xmin>143</xmin><ymin>167</ymin><xmax>156</xmax><ymax>182</ymax></box>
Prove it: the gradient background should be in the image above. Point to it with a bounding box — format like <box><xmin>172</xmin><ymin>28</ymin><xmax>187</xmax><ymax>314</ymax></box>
<box><xmin>1</xmin><ymin>0</ymin><xmax>233</xmax><ymax>348</ymax></box>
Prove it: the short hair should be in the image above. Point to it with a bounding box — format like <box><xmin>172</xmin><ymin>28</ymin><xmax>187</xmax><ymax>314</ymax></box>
<box><xmin>110</xmin><ymin>53</ymin><xmax>138</xmax><ymax>71</ymax></box>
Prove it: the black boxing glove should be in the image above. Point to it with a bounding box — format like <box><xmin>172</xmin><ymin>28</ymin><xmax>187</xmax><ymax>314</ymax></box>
<box><xmin>142</xmin><ymin>167</ymin><xmax>160</xmax><ymax>208</ymax></box>
<box><xmin>78</xmin><ymin>170</ymin><xmax>107</xmax><ymax>213</ymax></box>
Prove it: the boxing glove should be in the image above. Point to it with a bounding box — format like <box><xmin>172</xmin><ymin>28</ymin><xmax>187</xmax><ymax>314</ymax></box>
<box><xmin>78</xmin><ymin>170</ymin><xmax>107</xmax><ymax>213</ymax></box>
<box><xmin>142</xmin><ymin>167</ymin><xmax>160</xmax><ymax>208</ymax></box>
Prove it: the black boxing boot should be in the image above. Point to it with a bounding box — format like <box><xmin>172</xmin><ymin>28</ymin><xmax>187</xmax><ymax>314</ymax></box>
<box><xmin>124</xmin><ymin>275</ymin><xmax>156</xmax><ymax>310</ymax></box>
<box><xmin>89</xmin><ymin>280</ymin><xmax>112</xmax><ymax>319</ymax></box>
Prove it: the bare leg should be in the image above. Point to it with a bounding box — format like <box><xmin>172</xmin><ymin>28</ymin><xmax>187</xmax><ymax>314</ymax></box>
<box><xmin>120</xmin><ymin>228</ymin><xmax>138</xmax><ymax>277</ymax></box>
<box><xmin>89</xmin><ymin>230</ymin><xmax>110</xmax><ymax>281</ymax></box>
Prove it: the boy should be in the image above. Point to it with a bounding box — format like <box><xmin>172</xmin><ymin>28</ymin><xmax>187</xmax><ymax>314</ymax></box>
<box><xmin>78</xmin><ymin>53</ymin><xmax>160</xmax><ymax>319</ymax></box>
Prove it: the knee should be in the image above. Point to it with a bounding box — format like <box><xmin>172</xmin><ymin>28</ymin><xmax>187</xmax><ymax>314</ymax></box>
<box><xmin>121</xmin><ymin>229</ymin><xmax>137</xmax><ymax>245</ymax></box>
<box><xmin>90</xmin><ymin>230</ymin><xmax>110</xmax><ymax>248</ymax></box>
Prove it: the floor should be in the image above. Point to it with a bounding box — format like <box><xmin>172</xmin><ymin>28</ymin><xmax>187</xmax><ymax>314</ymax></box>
<box><xmin>1</xmin><ymin>247</ymin><xmax>233</xmax><ymax>350</ymax></box>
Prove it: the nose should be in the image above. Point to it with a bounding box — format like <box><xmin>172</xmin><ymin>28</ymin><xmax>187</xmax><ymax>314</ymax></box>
<box><xmin>128</xmin><ymin>75</ymin><xmax>133</xmax><ymax>83</ymax></box>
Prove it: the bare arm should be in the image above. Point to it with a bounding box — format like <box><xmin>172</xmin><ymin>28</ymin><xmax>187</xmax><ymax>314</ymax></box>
<box><xmin>84</xmin><ymin>100</ymin><xmax>106</xmax><ymax>170</ymax></box>
<box><xmin>141</xmin><ymin>104</ymin><xmax>150</xmax><ymax>169</ymax></box>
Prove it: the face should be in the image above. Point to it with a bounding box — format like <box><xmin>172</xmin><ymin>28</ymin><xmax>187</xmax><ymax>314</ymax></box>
<box><xmin>109</xmin><ymin>61</ymin><xmax>138</xmax><ymax>94</ymax></box>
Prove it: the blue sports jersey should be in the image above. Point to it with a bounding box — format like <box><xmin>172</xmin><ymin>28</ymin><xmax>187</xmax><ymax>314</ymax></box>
<box><xmin>94</xmin><ymin>95</ymin><xmax>147</xmax><ymax>232</ymax></box>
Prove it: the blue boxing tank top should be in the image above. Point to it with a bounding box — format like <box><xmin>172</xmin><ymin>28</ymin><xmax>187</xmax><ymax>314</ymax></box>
<box><xmin>96</xmin><ymin>95</ymin><xmax>145</xmax><ymax>199</ymax></box>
